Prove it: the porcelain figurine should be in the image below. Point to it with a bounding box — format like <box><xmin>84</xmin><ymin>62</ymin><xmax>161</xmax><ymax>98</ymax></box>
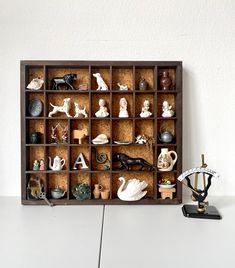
<box><xmin>157</xmin><ymin>148</ymin><xmax>177</xmax><ymax>171</ymax></box>
<box><xmin>118</xmin><ymin>97</ymin><xmax>129</xmax><ymax>118</ymax></box>
<box><xmin>117</xmin><ymin>83</ymin><xmax>128</xmax><ymax>91</ymax></box>
<box><xmin>117</xmin><ymin>177</ymin><xmax>148</xmax><ymax>201</ymax></box>
<box><xmin>51</xmin><ymin>73</ymin><xmax>77</xmax><ymax>90</ymax></box>
<box><xmin>73</xmin><ymin>128</ymin><xmax>88</xmax><ymax>144</ymax></box>
<box><xmin>140</xmin><ymin>100</ymin><xmax>152</xmax><ymax>118</ymax></box>
<box><xmin>72</xmin><ymin>183</ymin><xmax>91</xmax><ymax>200</ymax></box>
<box><xmin>61</xmin><ymin>125</ymin><xmax>68</xmax><ymax>143</ymax></box>
<box><xmin>74</xmin><ymin>102</ymin><xmax>88</xmax><ymax>118</ymax></box>
<box><xmin>162</xmin><ymin>101</ymin><xmax>175</xmax><ymax>118</ymax></box>
<box><xmin>51</xmin><ymin>124</ymin><xmax>60</xmax><ymax>144</ymax></box>
<box><xmin>93</xmin><ymin>73</ymin><xmax>109</xmax><ymax>91</ymax></box>
<box><xmin>139</xmin><ymin>79</ymin><xmax>148</xmax><ymax>90</ymax></box>
<box><xmin>92</xmin><ymin>134</ymin><xmax>109</xmax><ymax>144</ymax></box>
<box><xmin>39</xmin><ymin>159</ymin><xmax>45</xmax><ymax>171</ymax></box>
<box><xmin>73</xmin><ymin>153</ymin><xmax>89</xmax><ymax>170</ymax></box>
<box><xmin>95</xmin><ymin>99</ymin><xmax>109</xmax><ymax>118</ymax></box>
<box><xmin>33</xmin><ymin>160</ymin><xmax>40</xmax><ymax>171</ymax></box>
<box><xmin>51</xmin><ymin>186</ymin><xmax>66</xmax><ymax>199</ymax></box>
<box><xmin>48</xmin><ymin>156</ymin><xmax>65</xmax><ymax>171</ymax></box>
<box><xmin>48</xmin><ymin>98</ymin><xmax>72</xmax><ymax>117</ymax></box>
<box><xmin>27</xmin><ymin>77</ymin><xmax>44</xmax><ymax>90</ymax></box>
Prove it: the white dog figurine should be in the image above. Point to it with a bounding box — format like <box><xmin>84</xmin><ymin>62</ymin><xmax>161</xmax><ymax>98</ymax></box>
<box><xmin>93</xmin><ymin>73</ymin><xmax>108</xmax><ymax>91</ymax></box>
<box><xmin>74</xmin><ymin>102</ymin><xmax>88</xmax><ymax>118</ymax></box>
<box><xmin>48</xmin><ymin>97</ymin><xmax>72</xmax><ymax>117</ymax></box>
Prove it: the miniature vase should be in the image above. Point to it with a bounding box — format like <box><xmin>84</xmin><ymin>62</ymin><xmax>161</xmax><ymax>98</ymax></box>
<box><xmin>139</xmin><ymin>79</ymin><xmax>148</xmax><ymax>90</ymax></box>
<box><xmin>93</xmin><ymin>184</ymin><xmax>103</xmax><ymax>199</ymax></box>
<box><xmin>157</xmin><ymin>148</ymin><xmax>177</xmax><ymax>171</ymax></box>
<box><xmin>160</xmin><ymin>71</ymin><xmax>172</xmax><ymax>90</ymax></box>
<box><xmin>31</xmin><ymin>132</ymin><xmax>40</xmax><ymax>144</ymax></box>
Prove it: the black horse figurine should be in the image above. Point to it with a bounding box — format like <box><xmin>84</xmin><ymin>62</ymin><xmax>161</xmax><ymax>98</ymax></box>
<box><xmin>112</xmin><ymin>153</ymin><xmax>155</xmax><ymax>171</ymax></box>
<box><xmin>51</xmin><ymin>73</ymin><xmax>77</xmax><ymax>90</ymax></box>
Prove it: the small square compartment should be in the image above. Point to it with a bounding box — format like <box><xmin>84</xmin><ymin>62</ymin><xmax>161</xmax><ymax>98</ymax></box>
<box><xmin>26</xmin><ymin>92</ymin><xmax>44</xmax><ymax>117</ymax></box>
<box><xmin>91</xmin><ymin>173</ymin><xmax>111</xmax><ymax>200</ymax></box>
<box><xmin>26</xmin><ymin>66</ymin><xmax>44</xmax><ymax>89</ymax></box>
<box><xmin>48</xmin><ymin>173</ymin><xmax>68</xmax><ymax>199</ymax></box>
<box><xmin>71</xmin><ymin>173</ymin><xmax>91</xmax><ymax>199</ymax></box>
<box><xmin>112</xmin><ymin>94</ymin><xmax>133</xmax><ymax>118</ymax></box>
<box><xmin>112</xmin><ymin>67</ymin><xmax>133</xmax><ymax>91</ymax></box>
<box><xmin>47</xmin><ymin>146</ymin><xmax>68</xmax><ymax>171</ymax></box>
<box><xmin>135</xmin><ymin>119</ymin><xmax>154</xmax><ymax>139</ymax></box>
<box><xmin>135</xmin><ymin>67</ymin><xmax>154</xmax><ymax>90</ymax></box>
<box><xmin>70</xmin><ymin>119</ymin><xmax>89</xmax><ymax>144</ymax></box>
<box><xmin>91</xmin><ymin>93</ymin><xmax>111</xmax><ymax>117</ymax></box>
<box><xmin>91</xmin><ymin>146</ymin><xmax>111</xmax><ymax>171</ymax></box>
<box><xmin>46</xmin><ymin>67</ymin><xmax>89</xmax><ymax>90</ymax></box>
<box><xmin>157</xmin><ymin>94</ymin><xmax>176</xmax><ymax>117</ymax></box>
<box><xmin>157</xmin><ymin>119</ymin><xmax>176</xmax><ymax>143</ymax></box>
<box><xmin>112</xmin><ymin>119</ymin><xmax>133</xmax><ymax>144</ymax></box>
<box><xmin>112</xmin><ymin>145</ymin><xmax>154</xmax><ymax>171</ymax></box>
<box><xmin>70</xmin><ymin>146</ymin><xmax>89</xmax><ymax>170</ymax></box>
<box><xmin>91</xmin><ymin>67</ymin><xmax>111</xmax><ymax>90</ymax></box>
<box><xmin>158</xmin><ymin>68</ymin><xmax>176</xmax><ymax>91</ymax></box>
<box><xmin>26</xmin><ymin>119</ymin><xmax>44</xmax><ymax>144</ymax></box>
<box><xmin>112</xmin><ymin>172</ymin><xmax>154</xmax><ymax>199</ymax></box>
<box><xmin>26</xmin><ymin>173</ymin><xmax>46</xmax><ymax>200</ymax></box>
<box><xmin>46</xmin><ymin>119</ymin><xmax>69</xmax><ymax>144</ymax></box>
<box><xmin>91</xmin><ymin>119</ymin><xmax>111</xmax><ymax>142</ymax></box>
<box><xmin>135</xmin><ymin>93</ymin><xmax>154</xmax><ymax>118</ymax></box>
<box><xmin>26</xmin><ymin>146</ymin><xmax>45</xmax><ymax>171</ymax></box>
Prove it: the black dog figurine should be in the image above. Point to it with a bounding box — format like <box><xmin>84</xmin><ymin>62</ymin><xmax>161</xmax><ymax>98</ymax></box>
<box><xmin>51</xmin><ymin>73</ymin><xmax>77</xmax><ymax>90</ymax></box>
<box><xmin>112</xmin><ymin>153</ymin><xmax>155</xmax><ymax>171</ymax></box>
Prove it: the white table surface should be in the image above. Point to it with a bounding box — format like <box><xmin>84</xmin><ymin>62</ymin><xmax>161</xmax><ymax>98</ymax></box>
<box><xmin>0</xmin><ymin>197</ymin><xmax>234</xmax><ymax>268</ymax></box>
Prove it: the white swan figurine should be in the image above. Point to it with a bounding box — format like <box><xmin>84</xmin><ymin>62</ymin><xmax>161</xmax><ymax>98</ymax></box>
<box><xmin>117</xmin><ymin>177</ymin><xmax>148</xmax><ymax>201</ymax></box>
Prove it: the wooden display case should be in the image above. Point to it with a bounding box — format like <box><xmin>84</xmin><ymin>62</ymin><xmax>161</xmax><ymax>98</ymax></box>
<box><xmin>21</xmin><ymin>61</ymin><xmax>182</xmax><ymax>205</ymax></box>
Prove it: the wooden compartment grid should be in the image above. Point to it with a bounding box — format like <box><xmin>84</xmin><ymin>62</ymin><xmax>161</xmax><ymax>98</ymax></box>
<box><xmin>21</xmin><ymin>61</ymin><xmax>182</xmax><ymax>205</ymax></box>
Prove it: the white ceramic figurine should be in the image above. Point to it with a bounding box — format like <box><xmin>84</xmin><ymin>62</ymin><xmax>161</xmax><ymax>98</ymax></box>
<box><xmin>95</xmin><ymin>99</ymin><xmax>109</xmax><ymax>118</ymax></box>
<box><xmin>117</xmin><ymin>83</ymin><xmax>128</xmax><ymax>91</ymax></box>
<box><xmin>74</xmin><ymin>102</ymin><xmax>88</xmax><ymax>118</ymax></box>
<box><xmin>93</xmin><ymin>73</ymin><xmax>109</xmax><ymax>91</ymax></box>
<box><xmin>48</xmin><ymin>98</ymin><xmax>72</xmax><ymax>117</ymax></box>
<box><xmin>118</xmin><ymin>97</ymin><xmax>129</xmax><ymax>118</ymax></box>
<box><xmin>162</xmin><ymin>101</ymin><xmax>175</xmax><ymax>118</ymax></box>
<box><xmin>140</xmin><ymin>100</ymin><xmax>152</xmax><ymax>118</ymax></box>
<box><xmin>27</xmin><ymin>77</ymin><xmax>44</xmax><ymax>90</ymax></box>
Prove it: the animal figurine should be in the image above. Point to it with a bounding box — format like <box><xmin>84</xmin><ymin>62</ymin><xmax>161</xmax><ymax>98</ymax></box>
<box><xmin>93</xmin><ymin>73</ymin><xmax>109</xmax><ymax>91</ymax></box>
<box><xmin>27</xmin><ymin>77</ymin><xmax>44</xmax><ymax>90</ymax></box>
<box><xmin>117</xmin><ymin>177</ymin><xmax>148</xmax><ymax>201</ymax></box>
<box><xmin>48</xmin><ymin>98</ymin><xmax>72</xmax><ymax>117</ymax></box>
<box><xmin>73</xmin><ymin>128</ymin><xmax>88</xmax><ymax>144</ymax></box>
<box><xmin>117</xmin><ymin>83</ymin><xmax>128</xmax><ymax>91</ymax></box>
<box><xmin>74</xmin><ymin>102</ymin><xmax>88</xmax><ymax>118</ymax></box>
<box><xmin>51</xmin><ymin>73</ymin><xmax>77</xmax><ymax>90</ymax></box>
<box><xmin>112</xmin><ymin>153</ymin><xmax>155</xmax><ymax>171</ymax></box>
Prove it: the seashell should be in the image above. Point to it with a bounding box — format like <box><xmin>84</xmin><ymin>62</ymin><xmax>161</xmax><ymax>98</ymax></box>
<box><xmin>26</xmin><ymin>77</ymin><xmax>44</xmax><ymax>90</ymax></box>
<box><xmin>92</xmin><ymin>134</ymin><xmax>109</xmax><ymax>144</ymax></box>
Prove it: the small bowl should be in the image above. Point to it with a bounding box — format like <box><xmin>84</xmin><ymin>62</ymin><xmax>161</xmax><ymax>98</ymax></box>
<box><xmin>158</xmin><ymin>184</ymin><xmax>176</xmax><ymax>189</ymax></box>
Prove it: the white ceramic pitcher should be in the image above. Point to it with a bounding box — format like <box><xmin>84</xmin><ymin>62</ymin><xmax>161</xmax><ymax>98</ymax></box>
<box><xmin>157</xmin><ymin>148</ymin><xmax>177</xmax><ymax>171</ymax></box>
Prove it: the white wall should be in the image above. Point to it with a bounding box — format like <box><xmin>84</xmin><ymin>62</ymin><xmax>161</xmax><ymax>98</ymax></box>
<box><xmin>0</xmin><ymin>0</ymin><xmax>234</xmax><ymax>196</ymax></box>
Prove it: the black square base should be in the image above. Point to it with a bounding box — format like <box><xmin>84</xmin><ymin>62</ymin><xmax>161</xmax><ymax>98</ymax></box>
<box><xmin>182</xmin><ymin>204</ymin><xmax>222</xmax><ymax>220</ymax></box>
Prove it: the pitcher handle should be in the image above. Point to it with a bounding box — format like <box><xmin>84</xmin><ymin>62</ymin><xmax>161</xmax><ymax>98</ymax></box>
<box><xmin>169</xmin><ymin>151</ymin><xmax>178</xmax><ymax>166</ymax></box>
<box><xmin>61</xmin><ymin>159</ymin><xmax>65</xmax><ymax>168</ymax></box>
